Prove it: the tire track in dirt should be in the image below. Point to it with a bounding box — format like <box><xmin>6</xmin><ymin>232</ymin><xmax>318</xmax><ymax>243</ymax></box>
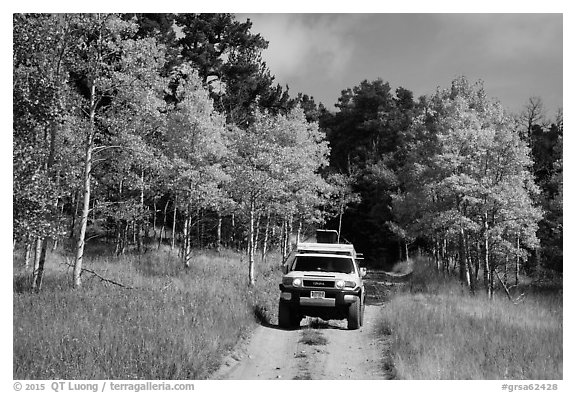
<box><xmin>213</xmin><ymin>305</ymin><xmax>390</xmax><ymax>380</ymax></box>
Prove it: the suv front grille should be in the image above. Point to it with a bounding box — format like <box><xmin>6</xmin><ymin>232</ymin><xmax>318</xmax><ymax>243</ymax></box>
<box><xmin>303</xmin><ymin>280</ymin><xmax>335</xmax><ymax>288</ymax></box>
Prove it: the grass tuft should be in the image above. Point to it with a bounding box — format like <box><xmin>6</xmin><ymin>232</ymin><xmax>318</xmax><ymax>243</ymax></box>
<box><xmin>299</xmin><ymin>329</ymin><xmax>328</xmax><ymax>346</ymax></box>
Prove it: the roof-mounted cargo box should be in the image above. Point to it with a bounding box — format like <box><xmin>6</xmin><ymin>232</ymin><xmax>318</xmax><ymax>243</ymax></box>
<box><xmin>295</xmin><ymin>242</ymin><xmax>359</xmax><ymax>258</ymax></box>
<box><xmin>316</xmin><ymin>229</ymin><xmax>339</xmax><ymax>243</ymax></box>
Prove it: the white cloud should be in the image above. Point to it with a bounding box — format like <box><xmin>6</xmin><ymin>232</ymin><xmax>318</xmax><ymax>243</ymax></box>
<box><xmin>245</xmin><ymin>14</ymin><xmax>363</xmax><ymax>80</ymax></box>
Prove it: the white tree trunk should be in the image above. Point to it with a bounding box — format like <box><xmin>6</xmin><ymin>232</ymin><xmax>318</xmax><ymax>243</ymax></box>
<box><xmin>216</xmin><ymin>212</ymin><xmax>222</xmax><ymax>252</ymax></box>
<box><xmin>482</xmin><ymin>213</ymin><xmax>492</xmax><ymax>299</ymax></box>
<box><xmin>73</xmin><ymin>96</ymin><xmax>95</xmax><ymax>289</ymax></box>
<box><xmin>337</xmin><ymin>207</ymin><xmax>343</xmax><ymax>243</ymax></box>
<box><xmin>297</xmin><ymin>220</ymin><xmax>302</xmax><ymax>243</ymax></box>
<box><xmin>261</xmin><ymin>209</ymin><xmax>270</xmax><ymax>262</ymax></box>
<box><xmin>515</xmin><ymin>235</ymin><xmax>520</xmax><ymax>286</ymax></box>
<box><xmin>171</xmin><ymin>195</ymin><xmax>177</xmax><ymax>250</ymax></box>
<box><xmin>253</xmin><ymin>212</ymin><xmax>261</xmax><ymax>253</ymax></box>
<box><xmin>24</xmin><ymin>238</ymin><xmax>32</xmax><ymax>269</ymax></box>
<box><xmin>248</xmin><ymin>200</ymin><xmax>255</xmax><ymax>286</ymax></box>
<box><xmin>31</xmin><ymin>237</ymin><xmax>42</xmax><ymax>290</ymax></box>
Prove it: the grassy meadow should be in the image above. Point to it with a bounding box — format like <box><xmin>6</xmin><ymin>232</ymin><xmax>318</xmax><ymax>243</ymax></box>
<box><xmin>13</xmin><ymin>245</ymin><xmax>282</xmax><ymax>379</ymax></box>
<box><xmin>378</xmin><ymin>258</ymin><xmax>563</xmax><ymax>379</ymax></box>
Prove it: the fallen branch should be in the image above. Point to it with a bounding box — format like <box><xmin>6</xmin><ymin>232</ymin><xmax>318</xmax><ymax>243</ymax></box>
<box><xmin>495</xmin><ymin>270</ymin><xmax>525</xmax><ymax>304</ymax></box>
<box><xmin>64</xmin><ymin>259</ymin><xmax>134</xmax><ymax>289</ymax></box>
<box><xmin>80</xmin><ymin>266</ymin><xmax>134</xmax><ymax>289</ymax></box>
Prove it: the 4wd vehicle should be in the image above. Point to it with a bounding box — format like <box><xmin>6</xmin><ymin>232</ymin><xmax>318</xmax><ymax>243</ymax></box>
<box><xmin>278</xmin><ymin>239</ymin><xmax>366</xmax><ymax>330</ymax></box>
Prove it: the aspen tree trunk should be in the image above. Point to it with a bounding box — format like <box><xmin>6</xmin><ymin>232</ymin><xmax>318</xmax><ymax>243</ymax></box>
<box><xmin>216</xmin><ymin>212</ymin><xmax>222</xmax><ymax>252</ymax></box>
<box><xmin>73</xmin><ymin>132</ymin><xmax>93</xmax><ymax>288</ymax></box>
<box><xmin>31</xmin><ymin>237</ymin><xmax>42</xmax><ymax>290</ymax></box>
<box><xmin>196</xmin><ymin>205</ymin><xmax>200</xmax><ymax>248</ymax></box>
<box><xmin>248</xmin><ymin>199</ymin><xmax>255</xmax><ymax>286</ymax></box>
<box><xmin>297</xmin><ymin>220</ymin><xmax>302</xmax><ymax>243</ymax></box>
<box><xmin>131</xmin><ymin>221</ymin><xmax>136</xmax><ymax>245</ymax></box>
<box><xmin>231</xmin><ymin>213</ymin><xmax>236</xmax><ymax>250</ymax></box>
<box><xmin>136</xmin><ymin>170</ymin><xmax>144</xmax><ymax>253</ymax></box>
<box><xmin>287</xmin><ymin>216</ymin><xmax>293</xmax><ymax>253</ymax></box>
<box><xmin>473</xmin><ymin>241</ymin><xmax>480</xmax><ymax>281</ymax></box>
<box><xmin>464</xmin><ymin>231</ymin><xmax>475</xmax><ymax>293</ymax></box>
<box><xmin>462</xmin><ymin>234</ymin><xmax>471</xmax><ymax>287</ymax></box>
<box><xmin>433</xmin><ymin>238</ymin><xmax>440</xmax><ymax>270</ymax></box>
<box><xmin>152</xmin><ymin>197</ymin><xmax>157</xmax><ymax>239</ymax></box>
<box><xmin>32</xmin><ymin>238</ymin><xmax>48</xmax><ymax>291</ymax></box>
<box><xmin>442</xmin><ymin>237</ymin><xmax>448</xmax><ymax>273</ymax></box>
<box><xmin>459</xmin><ymin>228</ymin><xmax>467</xmax><ymax>283</ymax></box>
<box><xmin>144</xmin><ymin>206</ymin><xmax>150</xmax><ymax>246</ymax></box>
<box><xmin>24</xmin><ymin>239</ymin><xmax>32</xmax><ymax>269</ymax></box>
<box><xmin>184</xmin><ymin>213</ymin><xmax>192</xmax><ymax>267</ymax></box>
<box><xmin>283</xmin><ymin>217</ymin><xmax>289</xmax><ymax>259</ymax></box>
<box><xmin>70</xmin><ymin>190</ymin><xmax>79</xmax><ymax>238</ymax></box>
<box><xmin>482</xmin><ymin>213</ymin><xmax>491</xmax><ymax>298</ymax></box>
<box><xmin>171</xmin><ymin>195</ymin><xmax>177</xmax><ymax>250</ymax></box>
<box><xmin>337</xmin><ymin>206</ymin><xmax>343</xmax><ymax>243</ymax></box>
<box><xmin>121</xmin><ymin>223</ymin><xmax>128</xmax><ymax>255</ymax></box>
<box><xmin>73</xmin><ymin>86</ymin><xmax>96</xmax><ymax>288</ymax></box>
<box><xmin>261</xmin><ymin>208</ymin><xmax>270</xmax><ymax>261</ymax></box>
<box><xmin>254</xmin><ymin>212</ymin><xmax>261</xmax><ymax>253</ymax></box>
<box><xmin>114</xmin><ymin>224</ymin><xmax>121</xmax><ymax>255</ymax></box>
<box><xmin>180</xmin><ymin>212</ymin><xmax>187</xmax><ymax>260</ymax></box>
<box><xmin>200</xmin><ymin>208</ymin><xmax>205</xmax><ymax>249</ymax></box>
<box><xmin>504</xmin><ymin>255</ymin><xmax>509</xmax><ymax>285</ymax></box>
<box><xmin>187</xmin><ymin>214</ymin><xmax>192</xmax><ymax>265</ymax></box>
<box><xmin>515</xmin><ymin>235</ymin><xmax>520</xmax><ymax>286</ymax></box>
<box><xmin>465</xmin><ymin>256</ymin><xmax>474</xmax><ymax>294</ymax></box>
<box><xmin>32</xmin><ymin>39</ymin><xmax>68</xmax><ymax>289</ymax></box>
<box><xmin>405</xmin><ymin>242</ymin><xmax>409</xmax><ymax>261</ymax></box>
<box><xmin>280</xmin><ymin>218</ymin><xmax>286</xmax><ymax>259</ymax></box>
<box><xmin>159</xmin><ymin>200</ymin><xmax>168</xmax><ymax>249</ymax></box>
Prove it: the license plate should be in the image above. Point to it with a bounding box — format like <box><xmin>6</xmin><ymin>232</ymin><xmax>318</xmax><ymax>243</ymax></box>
<box><xmin>310</xmin><ymin>291</ymin><xmax>325</xmax><ymax>299</ymax></box>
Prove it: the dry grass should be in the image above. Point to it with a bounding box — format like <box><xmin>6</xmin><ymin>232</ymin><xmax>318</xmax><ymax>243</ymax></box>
<box><xmin>378</xmin><ymin>258</ymin><xmax>563</xmax><ymax>379</ymax></box>
<box><xmin>299</xmin><ymin>329</ymin><xmax>328</xmax><ymax>346</ymax></box>
<box><xmin>13</xmin><ymin>245</ymin><xmax>281</xmax><ymax>379</ymax></box>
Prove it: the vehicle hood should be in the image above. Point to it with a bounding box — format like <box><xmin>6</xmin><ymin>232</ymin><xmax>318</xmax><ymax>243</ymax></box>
<box><xmin>284</xmin><ymin>270</ymin><xmax>359</xmax><ymax>281</ymax></box>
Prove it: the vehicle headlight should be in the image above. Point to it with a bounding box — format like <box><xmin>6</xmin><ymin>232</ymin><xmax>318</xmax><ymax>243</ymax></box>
<box><xmin>345</xmin><ymin>281</ymin><xmax>356</xmax><ymax>288</ymax></box>
<box><xmin>292</xmin><ymin>278</ymin><xmax>302</xmax><ymax>287</ymax></box>
<box><xmin>335</xmin><ymin>280</ymin><xmax>345</xmax><ymax>289</ymax></box>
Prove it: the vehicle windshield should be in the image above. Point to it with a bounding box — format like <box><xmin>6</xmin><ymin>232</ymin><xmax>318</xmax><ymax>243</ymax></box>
<box><xmin>293</xmin><ymin>256</ymin><xmax>355</xmax><ymax>274</ymax></box>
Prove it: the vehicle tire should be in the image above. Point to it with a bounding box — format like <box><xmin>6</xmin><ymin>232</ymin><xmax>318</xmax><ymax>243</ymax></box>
<box><xmin>278</xmin><ymin>300</ymin><xmax>294</xmax><ymax>329</ymax></box>
<box><xmin>347</xmin><ymin>297</ymin><xmax>361</xmax><ymax>330</ymax></box>
<box><xmin>291</xmin><ymin>313</ymin><xmax>302</xmax><ymax>329</ymax></box>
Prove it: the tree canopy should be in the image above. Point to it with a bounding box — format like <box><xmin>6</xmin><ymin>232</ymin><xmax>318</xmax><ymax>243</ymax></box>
<box><xmin>13</xmin><ymin>14</ymin><xmax>562</xmax><ymax>293</ymax></box>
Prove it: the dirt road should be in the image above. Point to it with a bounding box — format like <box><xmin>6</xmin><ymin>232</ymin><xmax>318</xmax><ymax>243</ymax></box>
<box><xmin>212</xmin><ymin>270</ymin><xmax>403</xmax><ymax>380</ymax></box>
<box><xmin>213</xmin><ymin>293</ymin><xmax>394</xmax><ymax>380</ymax></box>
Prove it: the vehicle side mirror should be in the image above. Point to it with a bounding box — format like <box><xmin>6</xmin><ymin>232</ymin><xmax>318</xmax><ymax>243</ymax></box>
<box><xmin>360</xmin><ymin>267</ymin><xmax>367</xmax><ymax>278</ymax></box>
<box><xmin>282</xmin><ymin>264</ymin><xmax>289</xmax><ymax>274</ymax></box>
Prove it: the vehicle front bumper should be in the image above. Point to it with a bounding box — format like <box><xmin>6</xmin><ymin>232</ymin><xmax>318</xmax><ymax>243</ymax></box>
<box><xmin>278</xmin><ymin>284</ymin><xmax>361</xmax><ymax>307</ymax></box>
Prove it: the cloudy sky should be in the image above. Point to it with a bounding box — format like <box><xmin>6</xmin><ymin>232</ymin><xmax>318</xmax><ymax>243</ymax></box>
<box><xmin>238</xmin><ymin>13</ymin><xmax>562</xmax><ymax>115</ymax></box>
